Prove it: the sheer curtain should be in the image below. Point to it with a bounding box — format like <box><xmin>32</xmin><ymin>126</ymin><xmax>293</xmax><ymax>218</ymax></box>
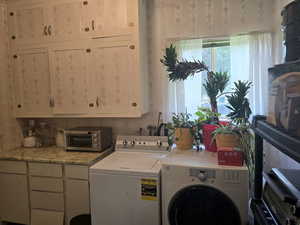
<box><xmin>248</xmin><ymin>33</ymin><xmax>273</xmax><ymax>116</ymax></box>
<box><xmin>168</xmin><ymin>39</ymin><xmax>203</xmax><ymax>115</ymax></box>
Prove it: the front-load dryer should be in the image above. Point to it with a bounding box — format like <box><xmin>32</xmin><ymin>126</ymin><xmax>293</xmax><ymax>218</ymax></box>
<box><xmin>161</xmin><ymin>150</ymin><xmax>249</xmax><ymax>225</ymax></box>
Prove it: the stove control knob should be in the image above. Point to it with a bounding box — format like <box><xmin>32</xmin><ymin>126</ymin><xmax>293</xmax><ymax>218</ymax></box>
<box><xmin>198</xmin><ymin>171</ymin><xmax>207</xmax><ymax>182</ymax></box>
<box><xmin>157</xmin><ymin>140</ymin><xmax>162</xmax><ymax>147</ymax></box>
<box><xmin>130</xmin><ymin>140</ymin><xmax>135</xmax><ymax>146</ymax></box>
<box><xmin>123</xmin><ymin>140</ymin><xmax>128</xmax><ymax>147</ymax></box>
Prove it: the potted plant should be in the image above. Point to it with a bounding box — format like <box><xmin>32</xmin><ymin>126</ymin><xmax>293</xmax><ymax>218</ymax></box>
<box><xmin>214</xmin><ymin>81</ymin><xmax>252</xmax><ymax>149</ymax></box>
<box><xmin>167</xmin><ymin>113</ymin><xmax>195</xmax><ymax>150</ymax></box>
<box><xmin>161</xmin><ymin>44</ymin><xmax>230</xmax><ymax>151</ymax></box>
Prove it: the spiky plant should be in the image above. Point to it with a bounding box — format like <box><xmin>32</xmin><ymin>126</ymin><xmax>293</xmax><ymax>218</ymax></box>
<box><xmin>226</xmin><ymin>81</ymin><xmax>252</xmax><ymax>124</ymax></box>
<box><xmin>160</xmin><ymin>44</ymin><xmax>230</xmax><ymax>114</ymax></box>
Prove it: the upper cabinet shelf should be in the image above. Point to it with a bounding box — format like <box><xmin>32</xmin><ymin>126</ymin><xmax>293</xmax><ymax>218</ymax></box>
<box><xmin>252</xmin><ymin>116</ymin><xmax>300</xmax><ymax>163</ymax></box>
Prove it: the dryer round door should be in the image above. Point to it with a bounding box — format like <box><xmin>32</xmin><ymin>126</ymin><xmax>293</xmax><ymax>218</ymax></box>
<box><xmin>168</xmin><ymin>185</ymin><xmax>241</xmax><ymax>225</ymax></box>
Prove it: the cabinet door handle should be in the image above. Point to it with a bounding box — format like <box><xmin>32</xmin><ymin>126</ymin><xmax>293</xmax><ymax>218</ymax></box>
<box><xmin>48</xmin><ymin>25</ymin><xmax>52</xmax><ymax>35</ymax></box>
<box><xmin>92</xmin><ymin>20</ymin><xmax>95</xmax><ymax>30</ymax></box>
<box><xmin>96</xmin><ymin>96</ymin><xmax>99</xmax><ymax>107</ymax></box>
<box><xmin>49</xmin><ymin>97</ymin><xmax>55</xmax><ymax>107</ymax></box>
<box><xmin>44</xmin><ymin>25</ymin><xmax>48</xmax><ymax>35</ymax></box>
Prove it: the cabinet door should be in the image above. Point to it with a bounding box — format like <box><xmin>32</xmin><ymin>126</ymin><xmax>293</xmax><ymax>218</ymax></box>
<box><xmin>65</xmin><ymin>179</ymin><xmax>90</xmax><ymax>225</ymax></box>
<box><xmin>47</xmin><ymin>0</ymin><xmax>86</xmax><ymax>42</ymax></box>
<box><xmin>88</xmin><ymin>40</ymin><xmax>140</xmax><ymax>115</ymax></box>
<box><xmin>49</xmin><ymin>44</ymin><xmax>89</xmax><ymax>114</ymax></box>
<box><xmin>8</xmin><ymin>3</ymin><xmax>48</xmax><ymax>46</ymax></box>
<box><xmin>12</xmin><ymin>48</ymin><xmax>52</xmax><ymax>117</ymax></box>
<box><xmin>89</xmin><ymin>0</ymin><xmax>137</xmax><ymax>37</ymax></box>
<box><xmin>0</xmin><ymin>173</ymin><xmax>30</xmax><ymax>224</ymax></box>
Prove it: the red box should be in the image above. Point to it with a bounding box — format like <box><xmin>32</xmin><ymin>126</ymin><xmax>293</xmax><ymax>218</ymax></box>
<box><xmin>217</xmin><ymin>150</ymin><xmax>244</xmax><ymax>166</ymax></box>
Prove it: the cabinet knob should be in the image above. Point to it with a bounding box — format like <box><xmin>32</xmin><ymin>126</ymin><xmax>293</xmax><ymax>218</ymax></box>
<box><xmin>85</xmin><ymin>27</ymin><xmax>90</xmax><ymax>32</ymax></box>
<box><xmin>11</xmin><ymin>35</ymin><xmax>16</xmax><ymax>40</ymax></box>
<box><xmin>83</xmin><ymin>1</ymin><xmax>88</xmax><ymax>5</ymax></box>
<box><xmin>89</xmin><ymin>103</ymin><xmax>94</xmax><ymax>107</ymax></box>
<box><xmin>13</xmin><ymin>55</ymin><xmax>18</xmax><ymax>59</ymax></box>
<box><xmin>10</xmin><ymin>12</ymin><xmax>14</xmax><ymax>16</ymax></box>
<box><xmin>17</xmin><ymin>104</ymin><xmax>22</xmax><ymax>108</ymax></box>
<box><xmin>129</xmin><ymin>45</ymin><xmax>135</xmax><ymax>50</ymax></box>
<box><xmin>132</xmin><ymin>102</ymin><xmax>137</xmax><ymax>107</ymax></box>
<box><xmin>86</xmin><ymin>49</ymin><xmax>91</xmax><ymax>53</ymax></box>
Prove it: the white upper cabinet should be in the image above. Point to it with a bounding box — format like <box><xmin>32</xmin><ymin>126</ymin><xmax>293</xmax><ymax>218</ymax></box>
<box><xmin>47</xmin><ymin>0</ymin><xmax>87</xmax><ymax>42</ymax></box>
<box><xmin>8</xmin><ymin>0</ymin><xmax>149</xmax><ymax>118</ymax></box>
<box><xmin>8</xmin><ymin>3</ymin><xmax>49</xmax><ymax>46</ymax></box>
<box><xmin>12</xmin><ymin>48</ymin><xmax>52</xmax><ymax>117</ymax></box>
<box><xmin>87</xmin><ymin>39</ymin><xmax>140</xmax><ymax>116</ymax></box>
<box><xmin>49</xmin><ymin>43</ymin><xmax>89</xmax><ymax>115</ymax></box>
<box><xmin>86</xmin><ymin>0</ymin><xmax>137</xmax><ymax>38</ymax></box>
<box><xmin>8</xmin><ymin>0</ymin><xmax>89</xmax><ymax>46</ymax></box>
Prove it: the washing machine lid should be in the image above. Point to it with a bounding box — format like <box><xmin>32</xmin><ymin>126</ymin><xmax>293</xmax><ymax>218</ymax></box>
<box><xmin>90</xmin><ymin>152</ymin><xmax>167</xmax><ymax>176</ymax></box>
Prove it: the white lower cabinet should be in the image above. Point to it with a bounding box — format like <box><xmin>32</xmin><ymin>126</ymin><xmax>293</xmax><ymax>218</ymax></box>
<box><xmin>65</xmin><ymin>179</ymin><xmax>90</xmax><ymax>225</ymax></box>
<box><xmin>0</xmin><ymin>161</ymin><xmax>91</xmax><ymax>225</ymax></box>
<box><xmin>31</xmin><ymin>209</ymin><xmax>64</xmax><ymax>225</ymax></box>
<box><xmin>0</xmin><ymin>173</ymin><xmax>30</xmax><ymax>224</ymax></box>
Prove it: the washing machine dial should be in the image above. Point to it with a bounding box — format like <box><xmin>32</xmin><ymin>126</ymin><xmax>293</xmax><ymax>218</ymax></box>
<box><xmin>198</xmin><ymin>171</ymin><xmax>207</xmax><ymax>182</ymax></box>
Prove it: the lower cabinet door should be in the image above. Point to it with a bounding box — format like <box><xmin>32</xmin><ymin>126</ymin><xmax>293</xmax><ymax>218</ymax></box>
<box><xmin>65</xmin><ymin>179</ymin><xmax>90</xmax><ymax>225</ymax></box>
<box><xmin>31</xmin><ymin>209</ymin><xmax>64</xmax><ymax>225</ymax></box>
<box><xmin>0</xmin><ymin>173</ymin><xmax>30</xmax><ymax>224</ymax></box>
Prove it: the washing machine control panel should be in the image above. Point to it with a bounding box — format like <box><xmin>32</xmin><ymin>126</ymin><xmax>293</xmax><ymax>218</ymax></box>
<box><xmin>190</xmin><ymin>168</ymin><xmax>216</xmax><ymax>182</ymax></box>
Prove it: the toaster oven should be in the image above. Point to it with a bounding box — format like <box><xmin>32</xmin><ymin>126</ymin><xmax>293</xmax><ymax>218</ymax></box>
<box><xmin>64</xmin><ymin>127</ymin><xmax>112</xmax><ymax>152</ymax></box>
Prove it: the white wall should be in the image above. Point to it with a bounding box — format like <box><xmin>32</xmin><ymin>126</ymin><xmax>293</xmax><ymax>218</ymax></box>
<box><xmin>0</xmin><ymin>0</ymin><xmax>279</xmax><ymax>148</ymax></box>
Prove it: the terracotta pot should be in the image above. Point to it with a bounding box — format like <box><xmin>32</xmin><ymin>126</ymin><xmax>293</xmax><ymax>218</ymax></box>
<box><xmin>175</xmin><ymin>128</ymin><xmax>193</xmax><ymax>150</ymax></box>
<box><xmin>216</xmin><ymin>133</ymin><xmax>240</xmax><ymax>148</ymax></box>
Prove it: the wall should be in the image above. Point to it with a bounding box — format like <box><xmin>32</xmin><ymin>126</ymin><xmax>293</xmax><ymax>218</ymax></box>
<box><xmin>0</xmin><ymin>0</ymin><xmax>21</xmax><ymax>151</ymax></box>
<box><xmin>264</xmin><ymin>0</ymin><xmax>300</xmax><ymax>171</ymax></box>
<box><xmin>29</xmin><ymin>0</ymin><xmax>276</xmax><ymax>139</ymax></box>
<box><xmin>3</xmin><ymin>0</ymin><xmax>276</xmax><ymax>147</ymax></box>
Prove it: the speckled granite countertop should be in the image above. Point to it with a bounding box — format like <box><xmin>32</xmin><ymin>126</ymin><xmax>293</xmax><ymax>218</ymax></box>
<box><xmin>0</xmin><ymin>146</ymin><xmax>113</xmax><ymax>165</ymax></box>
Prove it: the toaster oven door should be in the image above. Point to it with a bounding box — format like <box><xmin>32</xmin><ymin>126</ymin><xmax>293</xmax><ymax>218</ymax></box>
<box><xmin>66</xmin><ymin>134</ymin><xmax>96</xmax><ymax>151</ymax></box>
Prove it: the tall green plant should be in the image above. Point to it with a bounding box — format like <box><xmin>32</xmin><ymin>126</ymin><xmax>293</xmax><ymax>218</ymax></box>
<box><xmin>226</xmin><ymin>81</ymin><xmax>252</xmax><ymax>124</ymax></box>
<box><xmin>160</xmin><ymin>44</ymin><xmax>230</xmax><ymax>114</ymax></box>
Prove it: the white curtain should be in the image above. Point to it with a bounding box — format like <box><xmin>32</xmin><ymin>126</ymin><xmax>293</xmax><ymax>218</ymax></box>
<box><xmin>230</xmin><ymin>36</ymin><xmax>250</xmax><ymax>89</ymax></box>
<box><xmin>168</xmin><ymin>39</ymin><xmax>203</xmax><ymax>116</ymax></box>
<box><xmin>248</xmin><ymin>33</ymin><xmax>273</xmax><ymax>116</ymax></box>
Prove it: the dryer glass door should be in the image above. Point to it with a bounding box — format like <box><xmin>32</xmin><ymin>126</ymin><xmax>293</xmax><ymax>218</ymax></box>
<box><xmin>168</xmin><ymin>185</ymin><xmax>241</xmax><ymax>225</ymax></box>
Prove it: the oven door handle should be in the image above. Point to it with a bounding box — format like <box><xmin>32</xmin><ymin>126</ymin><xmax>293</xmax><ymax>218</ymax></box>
<box><xmin>264</xmin><ymin>172</ymin><xmax>297</xmax><ymax>205</ymax></box>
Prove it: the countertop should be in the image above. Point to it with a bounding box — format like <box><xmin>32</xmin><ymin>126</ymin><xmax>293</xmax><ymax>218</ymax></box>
<box><xmin>0</xmin><ymin>146</ymin><xmax>113</xmax><ymax>166</ymax></box>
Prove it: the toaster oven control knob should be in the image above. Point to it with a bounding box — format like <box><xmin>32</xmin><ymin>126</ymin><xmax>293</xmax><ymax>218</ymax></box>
<box><xmin>198</xmin><ymin>171</ymin><xmax>207</xmax><ymax>182</ymax></box>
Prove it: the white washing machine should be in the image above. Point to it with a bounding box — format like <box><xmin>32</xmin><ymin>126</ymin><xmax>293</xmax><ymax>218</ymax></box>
<box><xmin>90</xmin><ymin>136</ymin><xmax>169</xmax><ymax>225</ymax></box>
<box><xmin>161</xmin><ymin>149</ymin><xmax>249</xmax><ymax>225</ymax></box>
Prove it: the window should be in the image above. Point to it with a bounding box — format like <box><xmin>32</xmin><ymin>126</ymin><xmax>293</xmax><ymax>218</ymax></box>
<box><xmin>171</xmin><ymin>37</ymin><xmax>249</xmax><ymax>119</ymax></box>
<box><xmin>167</xmin><ymin>33</ymin><xmax>272</xmax><ymax>120</ymax></box>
